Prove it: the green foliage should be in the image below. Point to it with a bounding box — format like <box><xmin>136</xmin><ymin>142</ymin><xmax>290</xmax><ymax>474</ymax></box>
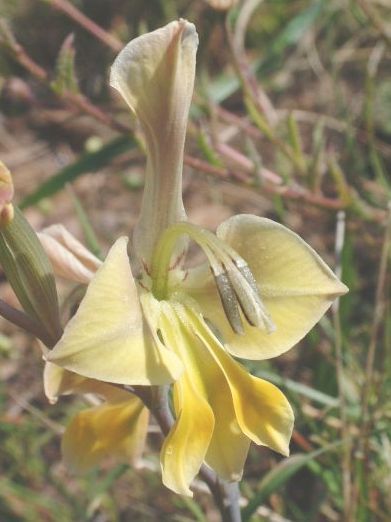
<box><xmin>20</xmin><ymin>136</ymin><xmax>137</xmax><ymax>209</ymax></box>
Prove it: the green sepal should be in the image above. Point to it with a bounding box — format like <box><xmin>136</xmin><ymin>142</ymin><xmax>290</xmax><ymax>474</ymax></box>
<box><xmin>0</xmin><ymin>207</ymin><xmax>62</xmax><ymax>345</ymax></box>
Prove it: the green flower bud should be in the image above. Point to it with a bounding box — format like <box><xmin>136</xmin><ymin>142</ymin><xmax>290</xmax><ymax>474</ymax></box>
<box><xmin>0</xmin><ymin>206</ymin><xmax>62</xmax><ymax>346</ymax></box>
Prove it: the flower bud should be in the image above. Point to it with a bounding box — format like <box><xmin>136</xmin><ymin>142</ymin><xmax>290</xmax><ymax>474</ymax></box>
<box><xmin>0</xmin><ymin>161</ymin><xmax>14</xmax><ymax>228</ymax></box>
<box><xmin>0</xmin><ymin>207</ymin><xmax>62</xmax><ymax>346</ymax></box>
<box><xmin>38</xmin><ymin>224</ymin><xmax>101</xmax><ymax>284</ymax></box>
<box><xmin>204</xmin><ymin>0</ymin><xmax>239</xmax><ymax>11</ymax></box>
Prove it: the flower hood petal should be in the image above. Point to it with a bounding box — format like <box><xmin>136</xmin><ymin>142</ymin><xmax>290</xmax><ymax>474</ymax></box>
<box><xmin>110</xmin><ymin>20</ymin><xmax>198</xmax><ymax>265</ymax></box>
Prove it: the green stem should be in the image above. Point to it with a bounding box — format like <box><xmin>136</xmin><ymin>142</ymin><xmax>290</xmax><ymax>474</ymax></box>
<box><xmin>217</xmin><ymin>480</ymin><xmax>242</xmax><ymax>522</ymax></box>
<box><xmin>0</xmin><ymin>298</ymin><xmax>55</xmax><ymax>347</ymax></box>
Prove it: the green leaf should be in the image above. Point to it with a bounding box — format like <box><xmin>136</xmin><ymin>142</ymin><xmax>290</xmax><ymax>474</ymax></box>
<box><xmin>51</xmin><ymin>33</ymin><xmax>79</xmax><ymax>96</ymax></box>
<box><xmin>207</xmin><ymin>1</ymin><xmax>324</xmax><ymax>104</ymax></box>
<box><xmin>242</xmin><ymin>441</ymin><xmax>344</xmax><ymax>520</ymax></box>
<box><xmin>20</xmin><ymin>135</ymin><xmax>137</xmax><ymax>209</ymax></box>
<box><xmin>67</xmin><ymin>186</ymin><xmax>102</xmax><ymax>259</ymax></box>
<box><xmin>255</xmin><ymin>369</ymin><xmax>339</xmax><ymax>408</ymax></box>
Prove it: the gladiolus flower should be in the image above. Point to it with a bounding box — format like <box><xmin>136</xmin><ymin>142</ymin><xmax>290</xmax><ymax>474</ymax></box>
<box><xmin>45</xmin><ymin>20</ymin><xmax>348</xmax><ymax>496</ymax></box>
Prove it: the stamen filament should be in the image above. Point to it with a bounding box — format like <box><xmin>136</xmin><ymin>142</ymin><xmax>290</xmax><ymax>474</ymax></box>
<box><xmin>151</xmin><ymin>221</ymin><xmax>274</xmax><ymax>335</ymax></box>
<box><xmin>151</xmin><ymin>222</ymin><xmax>224</xmax><ymax>299</ymax></box>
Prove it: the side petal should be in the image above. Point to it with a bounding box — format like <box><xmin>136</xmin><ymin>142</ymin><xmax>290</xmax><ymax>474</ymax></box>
<box><xmin>47</xmin><ymin>237</ymin><xmax>183</xmax><ymax>385</ymax></box>
<box><xmin>38</xmin><ymin>232</ymin><xmax>96</xmax><ymax>284</ymax></box>
<box><xmin>43</xmin><ymin>362</ymin><xmax>130</xmax><ymax>404</ymax></box>
<box><xmin>217</xmin><ymin>215</ymin><xmax>347</xmax><ymax>298</ymax></box>
<box><xmin>62</xmin><ymin>397</ymin><xmax>149</xmax><ymax>473</ymax></box>
<box><xmin>189</xmin><ymin>310</ymin><xmax>294</xmax><ymax>456</ymax></box>
<box><xmin>39</xmin><ymin>224</ymin><xmax>101</xmax><ymax>273</ymax></box>
<box><xmin>185</xmin><ymin>214</ymin><xmax>348</xmax><ymax>360</ymax></box>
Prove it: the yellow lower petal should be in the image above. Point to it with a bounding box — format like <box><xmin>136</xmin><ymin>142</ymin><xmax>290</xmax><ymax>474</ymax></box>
<box><xmin>161</xmin><ymin>301</ymin><xmax>250</xmax><ymax>483</ymax></box>
<box><xmin>189</xmin><ymin>310</ymin><xmax>294</xmax><ymax>456</ymax></box>
<box><xmin>159</xmin><ymin>307</ymin><xmax>214</xmax><ymax>496</ymax></box>
<box><xmin>43</xmin><ymin>362</ymin><xmax>132</xmax><ymax>404</ymax></box>
<box><xmin>62</xmin><ymin>396</ymin><xmax>149</xmax><ymax>473</ymax></box>
<box><xmin>161</xmin><ymin>377</ymin><xmax>214</xmax><ymax>496</ymax></box>
<box><xmin>204</xmin><ymin>387</ymin><xmax>250</xmax><ymax>482</ymax></box>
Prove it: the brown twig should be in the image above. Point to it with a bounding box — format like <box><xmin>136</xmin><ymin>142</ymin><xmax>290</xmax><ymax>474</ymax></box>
<box><xmin>356</xmin><ymin>0</ymin><xmax>391</xmax><ymax>47</ymax></box>
<box><xmin>1</xmin><ymin>22</ymin><xmax>387</xmax><ymax>222</ymax></box>
<box><xmin>0</xmin><ymin>20</ymin><xmax>47</xmax><ymax>80</ymax></box>
<box><xmin>64</xmin><ymin>92</ymin><xmax>129</xmax><ymax>133</ymax></box>
<box><xmin>357</xmin><ymin>202</ymin><xmax>391</xmax><ymax>513</ymax></box>
<box><xmin>226</xmin><ymin>3</ymin><xmax>277</xmax><ymax>126</ymax></box>
<box><xmin>45</xmin><ymin>0</ymin><xmax>123</xmax><ymax>52</ymax></box>
<box><xmin>0</xmin><ymin>21</ymin><xmax>128</xmax><ymax>133</ymax></box>
<box><xmin>217</xmin><ymin>105</ymin><xmax>391</xmax><ymax>160</ymax></box>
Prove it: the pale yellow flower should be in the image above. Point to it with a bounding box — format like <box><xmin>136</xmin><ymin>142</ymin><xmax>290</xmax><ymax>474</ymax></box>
<box><xmin>45</xmin><ymin>20</ymin><xmax>348</xmax><ymax>496</ymax></box>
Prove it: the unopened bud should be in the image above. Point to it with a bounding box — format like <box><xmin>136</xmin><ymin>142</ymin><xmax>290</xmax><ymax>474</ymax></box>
<box><xmin>0</xmin><ymin>161</ymin><xmax>14</xmax><ymax>228</ymax></box>
<box><xmin>204</xmin><ymin>0</ymin><xmax>239</xmax><ymax>11</ymax></box>
<box><xmin>0</xmin><ymin>207</ymin><xmax>62</xmax><ymax>346</ymax></box>
<box><xmin>39</xmin><ymin>225</ymin><xmax>101</xmax><ymax>284</ymax></box>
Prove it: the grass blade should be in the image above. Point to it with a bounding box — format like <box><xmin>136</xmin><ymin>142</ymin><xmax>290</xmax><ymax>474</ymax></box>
<box><xmin>20</xmin><ymin>135</ymin><xmax>137</xmax><ymax>209</ymax></box>
<box><xmin>242</xmin><ymin>441</ymin><xmax>344</xmax><ymax>520</ymax></box>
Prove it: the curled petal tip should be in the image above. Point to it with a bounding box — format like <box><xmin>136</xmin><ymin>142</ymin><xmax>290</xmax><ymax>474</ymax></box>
<box><xmin>335</xmin><ymin>281</ymin><xmax>349</xmax><ymax>297</ymax></box>
<box><xmin>178</xmin><ymin>19</ymin><xmax>198</xmax><ymax>45</ymax></box>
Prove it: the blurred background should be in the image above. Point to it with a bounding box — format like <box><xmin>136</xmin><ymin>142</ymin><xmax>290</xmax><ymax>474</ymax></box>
<box><xmin>0</xmin><ymin>0</ymin><xmax>390</xmax><ymax>520</ymax></box>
